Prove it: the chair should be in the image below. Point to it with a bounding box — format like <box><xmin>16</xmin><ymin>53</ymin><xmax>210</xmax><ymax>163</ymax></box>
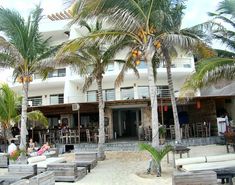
<box><xmin>181</xmin><ymin>124</ymin><xmax>190</xmax><ymax>139</ymax></box>
<box><xmin>69</xmin><ymin>130</ymin><xmax>80</xmax><ymax>144</ymax></box>
<box><xmin>59</xmin><ymin>131</ymin><xmax>67</xmax><ymax>144</ymax></box>
<box><xmin>86</xmin><ymin>129</ymin><xmax>97</xmax><ymax>143</ymax></box>
<box><xmin>170</xmin><ymin>125</ymin><xmax>175</xmax><ymax>139</ymax></box>
<box><xmin>105</xmin><ymin>127</ymin><xmax>109</xmax><ymax>142</ymax></box>
<box><xmin>196</xmin><ymin>122</ymin><xmax>205</xmax><ymax>137</ymax></box>
<box><xmin>144</xmin><ymin>127</ymin><xmax>151</xmax><ymax>141</ymax></box>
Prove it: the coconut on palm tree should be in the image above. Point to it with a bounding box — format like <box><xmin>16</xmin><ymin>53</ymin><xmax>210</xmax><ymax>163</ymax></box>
<box><xmin>0</xmin><ymin>84</ymin><xmax>48</xmax><ymax>152</ymax></box>
<box><xmin>0</xmin><ymin>6</ymin><xmax>56</xmax><ymax>150</ymax></box>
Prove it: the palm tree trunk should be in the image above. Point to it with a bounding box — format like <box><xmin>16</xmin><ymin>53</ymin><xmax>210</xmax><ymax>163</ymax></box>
<box><xmin>162</xmin><ymin>47</ymin><xmax>181</xmax><ymax>143</ymax></box>
<box><xmin>145</xmin><ymin>38</ymin><xmax>160</xmax><ymax>149</ymax></box>
<box><xmin>3</xmin><ymin>125</ymin><xmax>7</xmax><ymax>153</ymax></box>
<box><xmin>97</xmin><ymin>77</ymin><xmax>105</xmax><ymax>160</ymax></box>
<box><xmin>19</xmin><ymin>81</ymin><xmax>29</xmax><ymax>150</ymax></box>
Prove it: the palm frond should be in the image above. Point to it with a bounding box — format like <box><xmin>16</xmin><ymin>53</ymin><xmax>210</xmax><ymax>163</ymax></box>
<box><xmin>139</xmin><ymin>143</ymin><xmax>172</xmax><ymax>162</ymax></box>
<box><xmin>183</xmin><ymin>57</ymin><xmax>235</xmax><ymax>91</ymax></box>
<box><xmin>26</xmin><ymin>110</ymin><xmax>48</xmax><ymax>128</ymax></box>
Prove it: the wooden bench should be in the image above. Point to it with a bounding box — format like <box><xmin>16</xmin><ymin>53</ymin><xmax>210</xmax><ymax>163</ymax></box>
<box><xmin>75</xmin><ymin>152</ymin><xmax>97</xmax><ymax>169</ymax></box>
<box><xmin>0</xmin><ymin>164</ymin><xmax>36</xmax><ymax>184</ymax></box>
<box><xmin>10</xmin><ymin>179</ymin><xmax>28</xmax><ymax>185</ymax></box>
<box><xmin>10</xmin><ymin>171</ymin><xmax>55</xmax><ymax>185</ymax></box>
<box><xmin>172</xmin><ymin>170</ymin><xmax>217</xmax><ymax>185</ymax></box>
<box><xmin>0</xmin><ymin>153</ymin><xmax>8</xmax><ymax>168</ymax></box>
<box><xmin>8</xmin><ymin>164</ymin><xmax>37</xmax><ymax>175</ymax></box>
<box><xmin>29</xmin><ymin>171</ymin><xmax>55</xmax><ymax>185</ymax></box>
<box><xmin>47</xmin><ymin>162</ymin><xmax>86</xmax><ymax>182</ymax></box>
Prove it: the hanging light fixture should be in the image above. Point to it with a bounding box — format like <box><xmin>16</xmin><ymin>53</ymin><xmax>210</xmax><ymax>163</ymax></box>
<box><xmin>196</xmin><ymin>100</ymin><xmax>201</xmax><ymax>109</ymax></box>
<box><xmin>164</xmin><ymin>105</ymin><xmax>168</xmax><ymax>112</ymax></box>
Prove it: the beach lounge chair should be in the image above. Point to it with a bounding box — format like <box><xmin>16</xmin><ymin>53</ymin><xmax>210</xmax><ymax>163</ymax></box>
<box><xmin>75</xmin><ymin>152</ymin><xmax>98</xmax><ymax>169</ymax></box>
<box><xmin>0</xmin><ymin>164</ymin><xmax>37</xmax><ymax>184</ymax></box>
<box><xmin>172</xmin><ymin>170</ymin><xmax>217</xmax><ymax>185</ymax></box>
<box><xmin>47</xmin><ymin>162</ymin><xmax>86</xmax><ymax>182</ymax></box>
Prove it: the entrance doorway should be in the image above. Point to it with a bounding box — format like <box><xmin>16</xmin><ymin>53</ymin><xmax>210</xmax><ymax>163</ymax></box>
<box><xmin>113</xmin><ymin>109</ymin><xmax>141</xmax><ymax>138</ymax></box>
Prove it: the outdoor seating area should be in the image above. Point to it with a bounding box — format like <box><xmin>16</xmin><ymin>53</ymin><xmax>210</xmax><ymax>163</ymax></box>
<box><xmin>0</xmin><ymin>150</ymin><xmax>100</xmax><ymax>184</ymax></box>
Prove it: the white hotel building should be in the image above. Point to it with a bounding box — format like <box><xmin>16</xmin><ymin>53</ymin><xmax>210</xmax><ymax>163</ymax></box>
<box><xmin>6</xmin><ymin>13</ymin><xmax>235</xmax><ymax>142</ymax></box>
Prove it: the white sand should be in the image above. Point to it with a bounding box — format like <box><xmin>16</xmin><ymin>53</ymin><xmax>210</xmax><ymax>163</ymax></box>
<box><xmin>0</xmin><ymin>145</ymin><xmax>226</xmax><ymax>185</ymax></box>
<box><xmin>56</xmin><ymin>144</ymin><xmax>227</xmax><ymax>185</ymax></box>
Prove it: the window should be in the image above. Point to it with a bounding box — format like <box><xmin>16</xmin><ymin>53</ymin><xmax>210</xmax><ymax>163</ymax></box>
<box><xmin>183</xmin><ymin>64</ymin><xmax>191</xmax><ymax>68</ymax></box>
<box><xmin>48</xmin><ymin>68</ymin><xmax>66</xmax><ymax>78</ymax></box>
<box><xmin>106</xmin><ymin>63</ymin><xmax>114</xmax><ymax>71</ymax></box>
<box><xmin>28</xmin><ymin>96</ymin><xmax>42</xmax><ymax>106</ymax></box>
<box><xmin>104</xmin><ymin>89</ymin><xmax>115</xmax><ymax>101</ymax></box>
<box><xmin>121</xmin><ymin>87</ymin><xmax>134</xmax><ymax>100</ymax></box>
<box><xmin>87</xmin><ymin>91</ymin><xmax>97</xmax><ymax>102</ymax></box>
<box><xmin>50</xmin><ymin>94</ymin><xmax>64</xmax><ymax>104</ymax></box>
<box><xmin>138</xmin><ymin>86</ymin><xmax>149</xmax><ymax>99</ymax></box>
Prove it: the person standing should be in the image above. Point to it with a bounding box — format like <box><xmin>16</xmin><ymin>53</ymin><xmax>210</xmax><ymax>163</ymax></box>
<box><xmin>8</xmin><ymin>140</ymin><xmax>17</xmax><ymax>154</ymax></box>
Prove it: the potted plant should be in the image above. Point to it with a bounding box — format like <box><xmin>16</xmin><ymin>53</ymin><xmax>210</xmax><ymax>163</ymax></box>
<box><xmin>9</xmin><ymin>149</ymin><xmax>27</xmax><ymax>164</ymax></box>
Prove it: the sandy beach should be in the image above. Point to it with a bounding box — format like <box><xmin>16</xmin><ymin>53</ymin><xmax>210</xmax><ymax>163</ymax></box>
<box><xmin>56</xmin><ymin>144</ymin><xmax>227</xmax><ymax>185</ymax></box>
<box><xmin>0</xmin><ymin>144</ymin><xmax>227</xmax><ymax>185</ymax></box>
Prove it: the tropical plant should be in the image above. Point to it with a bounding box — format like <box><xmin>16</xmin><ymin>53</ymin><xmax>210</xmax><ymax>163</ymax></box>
<box><xmin>139</xmin><ymin>143</ymin><xmax>172</xmax><ymax>176</ymax></box>
<box><xmin>9</xmin><ymin>149</ymin><xmax>26</xmax><ymax>161</ymax></box>
<box><xmin>0</xmin><ymin>84</ymin><xmax>21</xmax><ymax>151</ymax></box>
<box><xmin>0</xmin><ymin>84</ymin><xmax>48</xmax><ymax>152</ymax></box>
<box><xmin>56</xmin><ymin>20</ymin><xmax>139</xmax><ymax>160</ymax></box>
<box><xmin>0</xmin><ymin>6</ymin><xmax>56</xmax><ymax>150</ymax></box>
<box><xmin>64</xmin><ymin>0</ymin><xmax>209</xmax><ymax>147</ymax></box>
<box><xmin>182</xmin><ymin>0</ymin><xmax>235</xmax><ymax>91</ymax></box>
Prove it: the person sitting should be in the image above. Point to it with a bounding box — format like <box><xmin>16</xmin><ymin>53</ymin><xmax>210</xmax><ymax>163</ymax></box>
<box><xmin>8</xmin><ymin>140</ymin><xmax>17</xmax><ymax>154</ymax></box>
<box><xmin>27</xmin><ymin>138</ymin><xmax>35</xmax><ymax>154</ymax></box>
<box><xmin>37</xmin><ymin>142</ymin><xmax>50</xmax><ymax>156</ymax></box>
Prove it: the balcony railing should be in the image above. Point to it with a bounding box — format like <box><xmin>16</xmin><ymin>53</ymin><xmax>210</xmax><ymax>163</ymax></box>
<box><xmin>27</xmin><ymin>88</ymin><xmax>173</xmax><ymax>107</ymax></box>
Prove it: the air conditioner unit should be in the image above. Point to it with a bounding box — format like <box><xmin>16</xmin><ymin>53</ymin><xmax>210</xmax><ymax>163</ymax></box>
<box><xmin>72</xmin><ymin>103</ymin><xmax>80</xmax><ymax>111</ymax></box>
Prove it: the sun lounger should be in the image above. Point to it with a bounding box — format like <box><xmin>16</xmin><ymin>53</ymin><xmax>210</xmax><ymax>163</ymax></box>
<box><xmin>11</xmin><ymin>171</ymin><xmax>55</xmax><ymax>185</ymax></box>
<box><xmin>176</xmin><ymin>154</ymin><xmax>235</xmax><ymax>172</ymax></box>
<box><xmin>75</xmin><ymin>152</ymin><xmax>98</xmax><ymax>169</ymax></box>
<box><xmin>47</xmin><ymin>162</ymin><xmax>86</xmax><ymax>182</ymax></box>
<box><xmin>0</xmin><ymin>164</ymin><xmax>37</xmax><ymax>184</ymax></box>
<box><xmin>172</xmin><ymin>170</ymin><xmax>217</xmax><ymax>185</ymax></box>
<box><xmin>28</xmin><ymin>155</ymin><xmax>66</xmax><ymax>173</ymax></box>
<box><xmin>0</xmin><ymin>153</ymin><xmax>8</xmax><ymax>168</ymax></box>
<box><xmin>29</xmin><ymin>171</ymin><xmax>55</xmax><ymax>185</ymax></box>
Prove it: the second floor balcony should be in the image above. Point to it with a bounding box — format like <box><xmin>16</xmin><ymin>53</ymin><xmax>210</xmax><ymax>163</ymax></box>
<box><xmin>28</xmin><ymin>86</ymin><xmax>172</xmax><ymax>107</ymax></box>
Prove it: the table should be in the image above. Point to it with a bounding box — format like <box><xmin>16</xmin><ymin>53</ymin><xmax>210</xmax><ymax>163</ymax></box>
<box><xmin>167</xmin><ymin>145</ymin><xmax>190</xmax><ymax>168</ymax></box>
<box><xmin>214</xmin><ymin>169</ymin><xmax>235</xmax><ymax>185</ymax></box>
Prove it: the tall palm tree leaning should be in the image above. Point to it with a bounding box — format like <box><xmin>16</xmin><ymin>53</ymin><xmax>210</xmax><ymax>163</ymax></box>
<box><xmin>0</xmin><ymin>84</ymin><xmax>48</xmax><ymax>152</ymax></box>
<box><xmin>65</xmin><ymin>0</ymin><xmax>203</xmax><ymax>147</ymax></box>
<box><xmin>182</xmin><ymin>0</ymin><xmax>235</xmax><ymax>92</ymax></box>
<box><xmin>0</xmin><ymin>7</ymin><xmax>55</xmax><ymax>150</ymax></box>
<box><xmin>57</xmin><ymin>20</ymin><xmax>138</xmax><ymax>160</ymax></box>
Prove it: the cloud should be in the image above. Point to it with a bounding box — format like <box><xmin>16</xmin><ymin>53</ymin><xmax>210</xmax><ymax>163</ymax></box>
<box><xmin>182</xmin><ymin>0</ymin><xmax>222</xmax><ymax>28</ymax></box>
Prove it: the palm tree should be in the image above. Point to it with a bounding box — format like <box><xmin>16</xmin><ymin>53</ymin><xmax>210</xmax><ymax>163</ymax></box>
<box><xmin>57</xmin><ymin>20</ymin><xmax>138</xmax><ymax>160</ymax></box>
<box><xmin>65</xmin><ymin>0</ymin><xmax>200</xmax><ymax>146</ymax></box>
<box><xmin>0</xmin><ymin>84</ymin><xmax>48</xmax><ymax>152</ymax></box>
<box><xmin>0</xmin><ymin>7</ymin><xmax>55</xmax><ymax>150</ymax></box>
<box><xmin>182</xmin><ymin>0</ymin><xmax>235</xmax><ymax>91</ymax></box>
<box><xmin>139</xmin><ymin>143</ymin><xmax>172</xmax><ymax>176</ymax></box>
